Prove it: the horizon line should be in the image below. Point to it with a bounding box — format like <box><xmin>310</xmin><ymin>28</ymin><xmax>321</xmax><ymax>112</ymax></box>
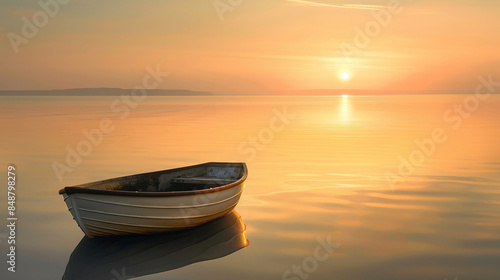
<box><xmin>0</xmin><ymin>87</ymin><xmax>490</xmax><ymax>96</ymax></box>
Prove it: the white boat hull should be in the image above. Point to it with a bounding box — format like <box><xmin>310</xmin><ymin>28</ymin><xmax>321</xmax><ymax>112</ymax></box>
<box><xmin>60</xmin><ymin>162</ymin><xmax>247</xmax><ymax>238</ymax></box>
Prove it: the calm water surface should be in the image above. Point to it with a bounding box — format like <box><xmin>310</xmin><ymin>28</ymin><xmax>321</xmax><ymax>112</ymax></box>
<box><xmin>0</xmin><ymin>95</ymin><xmax>499</xmax><ymax>279</ymax></box>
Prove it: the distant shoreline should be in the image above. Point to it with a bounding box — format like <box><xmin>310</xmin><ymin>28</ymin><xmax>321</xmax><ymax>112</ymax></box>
<box><xmin>0</xmin><ymin>88</ymin><xmax>213</xmax><ymax>96</ymax></box>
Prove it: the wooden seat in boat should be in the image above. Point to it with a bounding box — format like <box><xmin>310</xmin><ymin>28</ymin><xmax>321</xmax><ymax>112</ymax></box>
<box><xmin>171</xmin><ymin>177</ymin><xmax>236</xmax><ymax>185</ymax></box>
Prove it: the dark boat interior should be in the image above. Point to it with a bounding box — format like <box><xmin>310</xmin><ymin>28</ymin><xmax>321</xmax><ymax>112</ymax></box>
<box><xmin>61</xmin><ymin>162</ymin><xmax>246</xmax><ymax>194</ymax></box>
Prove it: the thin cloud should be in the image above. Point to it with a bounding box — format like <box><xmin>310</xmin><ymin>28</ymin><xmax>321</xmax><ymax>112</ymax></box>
<box><xmin>287</xmin><ymin>0</ymin><xmax>385</xmax><ymax>10</ymax></box>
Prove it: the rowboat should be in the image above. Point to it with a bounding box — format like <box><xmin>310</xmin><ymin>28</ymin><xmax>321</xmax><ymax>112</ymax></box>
<box><xmin>59</xmin><ymin>162</ymin><xmax>247</xmax><ymax>238</ymax></box>
<box><xmin>62</xmin><ymin>210</ymin><xmax>248</xmax><ymax>280</ymax></box>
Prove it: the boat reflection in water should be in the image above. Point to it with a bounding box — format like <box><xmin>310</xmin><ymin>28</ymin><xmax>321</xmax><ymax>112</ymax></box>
<box><xmin>62</xmin><ymin>211</ymin><xmax>248</xmax><ymax>280</ymax></box>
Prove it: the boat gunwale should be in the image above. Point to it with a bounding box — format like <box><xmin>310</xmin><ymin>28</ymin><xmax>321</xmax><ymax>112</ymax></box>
<box><xmin>58</xmin><ymin>162</ymin><xmax>247</xmax><ymax>197</ymax></box>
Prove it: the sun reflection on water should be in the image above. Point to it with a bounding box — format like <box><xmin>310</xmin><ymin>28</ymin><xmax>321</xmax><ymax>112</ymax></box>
<box><xmin>339</xmin><ymin>94</ymin><xmax>351</xmax><ymax>123</ymax></box>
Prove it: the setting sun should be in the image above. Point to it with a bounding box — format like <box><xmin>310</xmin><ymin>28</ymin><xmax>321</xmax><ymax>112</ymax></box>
<box><xmin>341</xmin><ymin>72</ymin><xmax>350</xmax><ymax>81</ymax></box>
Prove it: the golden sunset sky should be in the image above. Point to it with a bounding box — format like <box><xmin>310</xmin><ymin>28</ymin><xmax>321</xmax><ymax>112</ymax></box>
<box><xmin>0</xmin><ymin>0</ymin><xmax>499</xmax><ymax>93</ymax></box>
